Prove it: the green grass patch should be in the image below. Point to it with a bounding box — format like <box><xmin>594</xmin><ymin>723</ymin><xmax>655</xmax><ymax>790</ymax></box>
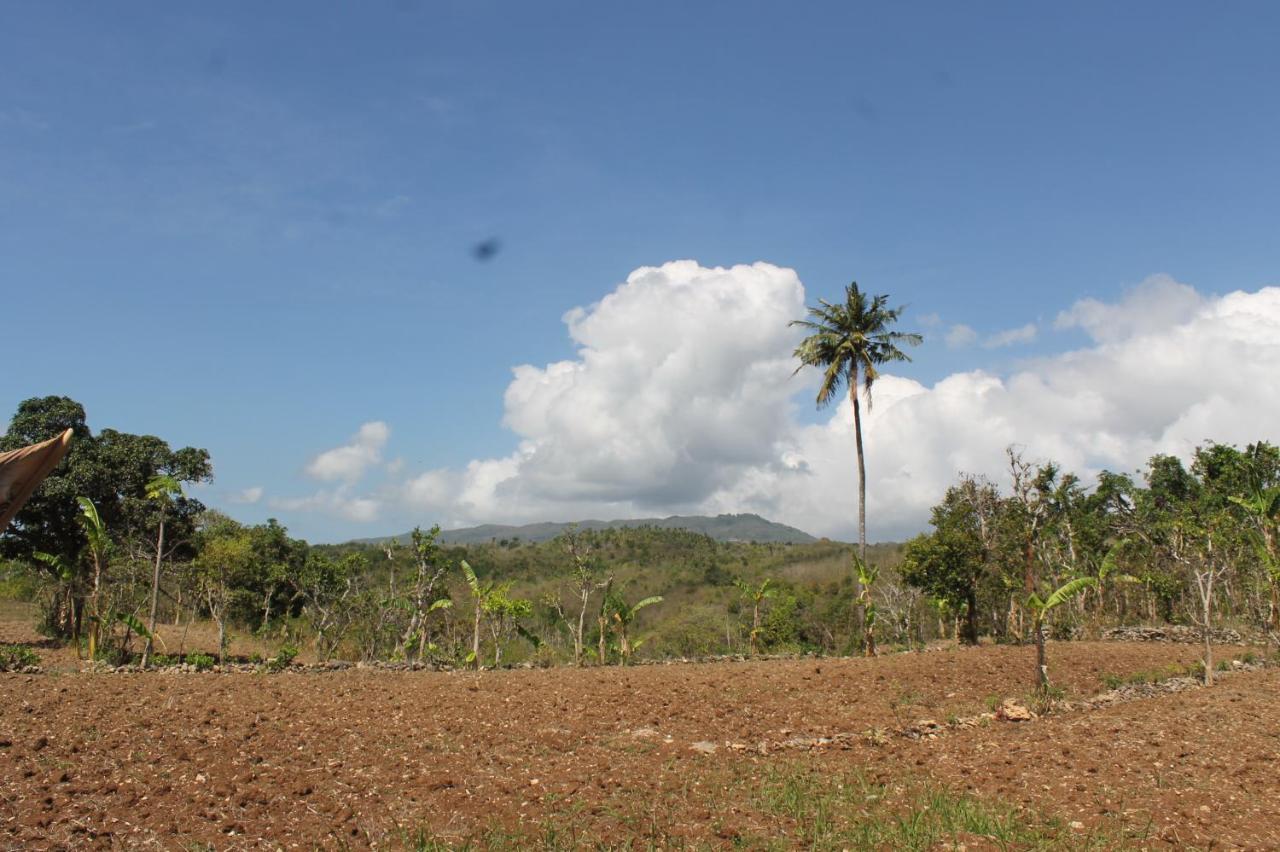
<box><xmin>0</xmin><ymin>643</ymin><xmax>39</xmax><ymax>670</ymax></box>
<box><xmin>1099</xmin><ymin>661</ymin><xmax>1201</xmax><ymax>690</ymax></box>
<box><xmin>391</xmin><ymin>763</ymin><xmax>1131</xmax><ymax>851</ymax></box>
<box><xmin>744</xmin><ymin>766</ymin><xmax>1114</xmax><ymax>851</ymax></box>
<box><xmin>184</xmin><ymin>652</ymin><xmax>215</xmax><ymax>671</ymax></box>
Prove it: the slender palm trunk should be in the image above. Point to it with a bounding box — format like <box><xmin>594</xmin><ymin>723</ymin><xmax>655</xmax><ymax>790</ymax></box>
<box><xmin>851</xmin><ymin>384</ymin><xmax>868</xmax><ymax>649</ymax></box>
<box><xmin>143</xmin><ymin>516</ymin><xmax>165</xmax><ymax>667</ymax></box>
<box><xmin>471</xmin><ymin>602</ymin><xmax>482</xmax><ymax>669</ymax></box>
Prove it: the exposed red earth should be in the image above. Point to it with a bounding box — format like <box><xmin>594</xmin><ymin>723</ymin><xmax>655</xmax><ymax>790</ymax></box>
<box><xmin>1</xmin><ymin>638</ymin><xmax>1273</xmax><ymax>849</ymax></box>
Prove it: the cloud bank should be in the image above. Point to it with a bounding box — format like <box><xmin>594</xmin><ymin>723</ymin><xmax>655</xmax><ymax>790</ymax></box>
<box><xmin>281</xmin><ymin>264</ymin><xmax>1280</xmax><ymax>542</ymax></box>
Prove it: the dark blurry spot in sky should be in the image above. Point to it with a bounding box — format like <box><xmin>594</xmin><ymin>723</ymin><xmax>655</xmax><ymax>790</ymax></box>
<box><xmin>933</xmin><ymin>69</ymin><xmax>954</xmax><ymax>88</ymax></box>
<box><xmin>472</xmin><ymin>238</ymin><xmax>502</xmax><ymax>262</ymax></box>
<box><xmin>851</xmin><ymin>96</ymin><xmax>880</xmax><ymax>122</ymax></box>
<box><xmin>205</xmin><ymin>48</ymin><xmax>228</xmax><ymax>76</ymax></box>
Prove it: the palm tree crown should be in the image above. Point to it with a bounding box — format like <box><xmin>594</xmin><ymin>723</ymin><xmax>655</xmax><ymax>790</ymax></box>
<box><xmin>790</xmin><ymin>284</ymin><xmax>922</xmax><ymax>408</ymax></box>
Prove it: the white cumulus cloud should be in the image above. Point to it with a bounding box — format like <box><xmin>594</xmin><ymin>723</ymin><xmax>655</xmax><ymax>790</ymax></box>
<box><xmin>1054</xmin><ymin>273</ymin><xmax>1204</xmax><ymax>343</ymax></box>
<box><xmin>228</xmin><ymin>486</ymin><xmax>264</xmax><ymax>504</ymax></box>
<box><xmin>401</xmin><ymin>260</ymin><xmax>807</xmax><ymax>522</ymax></box>
<box><xmin>270</xmin><ymin>487</ymin><xmax>382</xmax><ymax>523</ymax></box>
<box><xmin>945</xmin><ymin>323</ymin><xmax>978</xmax><ymax>348</ymax></box>
<box><xmin>983</xmin><ymin>322</ymin><xmax>1037</xmax><ymax>348</ymax></box>
<box><xmin>715</xmin><ymin>279</ymin><xmax>1280</xmax><ymax>540</ymax></box>
<box><xmin>281</xmin><ymin>263</ymin><xmax>1280</xmax><ymax>544</ymax></box>
<box><xmin>304</xmin><ymin>421</ymin><xmax>389</xmax><ymax>483</ymax></box>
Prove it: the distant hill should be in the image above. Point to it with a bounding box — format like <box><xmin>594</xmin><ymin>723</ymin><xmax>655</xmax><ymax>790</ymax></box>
<box><xmin>354</xmin><ymin>513</ymin><xmax>819</xmax><ymax>546</ymax></box>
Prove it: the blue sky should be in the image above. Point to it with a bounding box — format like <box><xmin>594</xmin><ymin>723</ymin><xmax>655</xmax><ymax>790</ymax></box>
<box><xmin>3</xmin><ymin>3</ymin><xmax>1279</xmax><ymax>542</ymax></box>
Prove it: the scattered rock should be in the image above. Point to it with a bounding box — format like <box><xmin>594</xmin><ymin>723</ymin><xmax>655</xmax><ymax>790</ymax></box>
<box><xmin>996</xmin><ymin>699</ymin><xmax>1035</xmax><ymax>722</ymax></box>
<box><xmin>689</xmin><ymin>741</ymin><xmax>718</xmax><ymax>755</ymax></box>
<box><xmin>1102</xmin><ymin>625</ymin><xmax>1242</xmax><ymax>644</ymax></box>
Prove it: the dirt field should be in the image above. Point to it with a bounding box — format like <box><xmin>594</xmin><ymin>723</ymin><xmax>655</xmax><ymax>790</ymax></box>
<box><xmin>1</xmin><ymin>640</ymin><xmax>1275</xmax><ymax>849</ymax></box>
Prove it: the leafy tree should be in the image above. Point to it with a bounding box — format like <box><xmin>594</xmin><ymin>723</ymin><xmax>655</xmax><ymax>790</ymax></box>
<box><xmin>192</xmin><ymin>513</ymin><xmax>255</xmax><ymax>663</ymax></box>
<box><xmin>484</xmin><ymin>591</ymin><xmax>531</xmax><ymax>666</ymax></box>
<box><xmin>396</xmin><ymin>525</ymin><xmax>451</xmax><ymax>661</ymax></box>
<box><xmin>1230</xmin><ymin>486</ymin><xmax>1280</xmax><ymax>631</ymax></box>
<box><xmin>292</xmin><ymin>552</ymin><xmax>369</xmax><ymax>661</ymax></box>
<box><xmin>246</xmin><ymin>519</ymin><xmax>308</xmax><ymax>633</ymax></box>
<box><xmin>901</xmin><ymin>483</ymin><xmax>990</xmax><ymax>644</ymax></box>
<box><xmin>0</xmin><ymin>397</ymin><xmax>94</xmax><ymax>563</ymax></box>
<box><xmin>1006</xmin><ymin>450</ymin><xmax>1057</xmax><ymax>637</ymax></box>
<box><xmin>791</xmin><ymin>284</ymin><xmax>921</xmax><ymax>651</ymax></box>
<box><xmin>551</xmin><ymin>526</ymin><xmax>602</xmax><ymax>665</ymax></box>
<box><xmin>2</xmin><ymin>397</ymin><xmax>212</xmax><ymax>642</ymax></box>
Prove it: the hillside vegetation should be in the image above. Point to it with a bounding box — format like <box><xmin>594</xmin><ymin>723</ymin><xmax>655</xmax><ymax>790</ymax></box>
<box><xmin>4</xmin><ymin>395</ymin><xmax>1279</xmax><ymax>680</ymax></box>
<box><xmin>356</xmin><ymin>512</ymin><xmax>818</xmax><ymax>546</ymax></box>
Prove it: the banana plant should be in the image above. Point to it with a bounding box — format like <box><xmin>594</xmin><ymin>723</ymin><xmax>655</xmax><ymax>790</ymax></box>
<box><xmin>735</xmin><ymin>578</ymin><xmax>776</xmax><ymax>655</ymax></box>
<box><xmin>142</xmin><ymin>474</ymin><xmax>182</xmax><ymax>667</ymax></box>
<box><xmin>399</xmin><ymin>598</ymin><xmax>453</xmax><ymax>662</ymax></box>
<box><xmin>1028</xmin><ymin>544</ymin><xmax>1136</xmax><ymax>691</ymax></box>
<box><xmin>1027</xmin><ymin>576</ymin><xmax>1096</xmax><ymax>691</ymax></box>
<box><xmin>463</xmin><ymin>560</ymin><xmax>504</xmax><ymax>668</ymax></box>
<box><xmin>855</xmin><ymin>556</ymin><xmax>879</xmax><ymax>656</ymax></box>
<box><xmin>77</xmin><ymin>497</ymin><xmax>109</xmax><ymax>661</ymax></box>
<box><xmin>34</xmin><ymin>551</ymin><xmax>81</xmax><ymax>657</ymax></box>
<box><xmin>608</xmin><ymin>591</ymin><xmax>663</xmax><ymax>665</ymax></box>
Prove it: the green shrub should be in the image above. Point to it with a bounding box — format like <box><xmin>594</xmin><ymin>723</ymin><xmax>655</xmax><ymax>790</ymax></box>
<box><xmin>185</xmin><ymin>653</ymin><xmax>215</xmax><ymax>671</ymax></box>
<box><xmin>0</xmin><ymin>644</ymin><xmax>39</xmax><ymax>670</ymax></box>
<box><xmin>268</xmin><ymin>644</ymin><xmax>298</xmax><ymax>672</ymax></box>
<box><xmin>150</xmin><ymin>653</ymin><xmax>176</xmax><ymax>668</ymax></box>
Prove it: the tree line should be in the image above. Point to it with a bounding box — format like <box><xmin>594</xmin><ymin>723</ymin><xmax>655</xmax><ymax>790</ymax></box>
<box><xmin>4</xmin><ymin>315</ymin><xmax>1277</xmax><ymax>676</ymax></box>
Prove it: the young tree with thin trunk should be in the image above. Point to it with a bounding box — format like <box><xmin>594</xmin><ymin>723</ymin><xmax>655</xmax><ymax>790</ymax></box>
<box><xmin>791</xmin><ymin>283</ymin><xmax>921</xmax><ymax>653</ymax></box>
<box><xmin>553</xmin><ymin>526</ymin><xmax>599</xmax><ymax>666</ymax></box>
<box><xmin>1007</xmin><ymin>449</ymin><xmax>1054</xmax><ymax>640</ymax></box>
<box><xmin>141</xmin><ymin>474</ymin><xmax>181</xmax><ymax>668</ymax></box>
<box><xmin>193</xmin><ymin>514</ymin><xmax>254</xmax><ymax>664</ymax></box>
<box><xmin>396</xmin><ymin>526</ymin><xmax>451</xmax><ymax>662</ymax></box>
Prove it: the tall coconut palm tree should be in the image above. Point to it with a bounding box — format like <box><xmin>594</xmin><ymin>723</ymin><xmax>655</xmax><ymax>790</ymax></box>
<box><xmin>791</xmin><ymin>283</ymin><xmax>921</xmax><ymax>652</ymax></box>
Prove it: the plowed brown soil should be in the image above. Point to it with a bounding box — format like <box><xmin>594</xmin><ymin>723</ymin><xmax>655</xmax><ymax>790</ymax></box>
<box><xmin>1</xmin><ymin>641</ymin><xmax>1273</xmax><ymax>849</ymax></box>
